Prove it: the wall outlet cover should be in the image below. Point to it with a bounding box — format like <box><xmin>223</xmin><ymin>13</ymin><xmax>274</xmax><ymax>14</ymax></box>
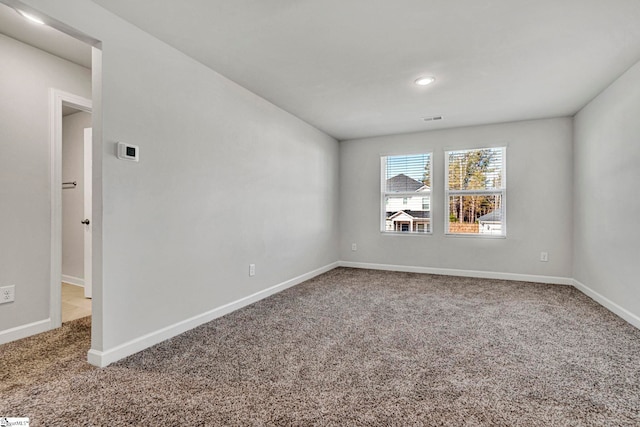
<box><xmin>1</xmin><ymin>285</ymin><xmax>15</xmax><ymax>303</ymax></box>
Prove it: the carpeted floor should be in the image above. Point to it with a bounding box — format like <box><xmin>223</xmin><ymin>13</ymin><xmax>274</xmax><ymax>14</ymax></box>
<box><xmin>2</xmin><ymin>267</ymin><xmax>640</xmax><ymax>426</ymax></box>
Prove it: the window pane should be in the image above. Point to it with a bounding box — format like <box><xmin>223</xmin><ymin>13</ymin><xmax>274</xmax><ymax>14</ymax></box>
<box><xmin>447</xmin><ymin>194</ymin><xmax>503</xmax><ymax>235</ymax></box>
<box><xmin>447</xmin><ymin>148</ymin><xmax>504</xmax><ymax>191</ymax></box>
<box><xmin>384</xmin><ymin>195</ymin><xmax>431</xmax><ymax>233</ymax></box>
<box><xmin>385</xmin><ymin>154</ymin><xmax>431</xmax><ymax>193</ymax></box>
<box><xmin>383</xmin><ymin>153</ymin><xmax>432</xmax><ymax>234</ymax></box>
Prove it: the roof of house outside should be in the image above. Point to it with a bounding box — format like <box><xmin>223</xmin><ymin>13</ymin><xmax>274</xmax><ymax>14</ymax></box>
<box><xmin>386</xmin><ymin>174</ymin><xmax>424</xmax><ymax>192</ymax></box>
<box><xmin>387</xmin><ymin>210</ymin><xmax>431</xmax><ymax>220</ymax></box>
<box><xmin>478</xmin><ymin>211</ymin><xmax>502</xmax><ymax>222</ymax></box>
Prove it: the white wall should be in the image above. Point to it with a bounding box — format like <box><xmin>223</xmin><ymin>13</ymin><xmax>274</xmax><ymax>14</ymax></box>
<box><xmin>574</xmin><ymin>60</ymin><xmax>640</xmax><ymax>323</ymax></box>
<box><xmin>17</xmin><ymin>0</ymin><xmax>339</xmax><ymax>362</ymax></box>
<box><xmin>0</xmin><ymin>33</ymin><xmax>91</xmax><ymax>332</ymax></box>
<box><xmin>340</xmin><ymin>118</ymin><xmax>574</xmax><ymax>279</ymax></box>
<box><xmin>62</xmin><ymin>111</ymin><xmax>91</xmax><ymax>283</ymax></box>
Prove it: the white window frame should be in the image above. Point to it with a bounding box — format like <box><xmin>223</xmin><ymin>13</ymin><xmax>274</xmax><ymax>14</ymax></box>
<box><xmin>444</xmin><ymin>147</ymin><xmax>506</xmax><ymax>238</ymax></box>
<box><xmin>380</xmin><ymin>153</ymin><xmax>433</xmax><ymax>235</ymax></box>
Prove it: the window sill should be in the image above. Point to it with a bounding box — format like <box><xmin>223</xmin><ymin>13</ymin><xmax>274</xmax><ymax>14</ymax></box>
<box><xmin>444</xmin><ymin>233</ymin><xmax>506</xmax><ymax>239</ymax></box>
<box><xmin>381</xmin><ymin>231</ymin><xmax>433</xmax><ymax>236</ymax></box>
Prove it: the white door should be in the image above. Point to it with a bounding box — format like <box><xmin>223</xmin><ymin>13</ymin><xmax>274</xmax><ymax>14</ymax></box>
<box><xmin>83</xmin><ymin>128</ymin><xmax>92</xmax><ymax>298</ymax></box>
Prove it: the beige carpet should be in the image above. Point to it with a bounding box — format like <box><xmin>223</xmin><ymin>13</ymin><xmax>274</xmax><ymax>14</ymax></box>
<box><xmin>2</xmin><ymin>267</ymin><xmax>640</xmax><ymax>426</ymax></box>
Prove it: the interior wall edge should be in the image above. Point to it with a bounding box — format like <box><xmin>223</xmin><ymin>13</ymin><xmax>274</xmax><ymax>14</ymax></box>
<box><xmin>572</xmin><ymin>279</ymin><xmax>640</xmax><ymax>330</ymax></box>
<box><xmin>87</xmin><ymin>261</ymin><xmax>340</xmax><ymax>367</ymax></box>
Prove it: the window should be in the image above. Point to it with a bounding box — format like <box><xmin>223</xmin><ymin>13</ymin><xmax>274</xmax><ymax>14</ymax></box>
<box><xmin>422</xmin><ymin>198</ymin><xmax>430</xmax><ymax>210</ymax></box>
<box><xmin>445</xmin><ymin>147</ymin><xmax>506</xmax><ymax>236</ymax></box>
<box><xmin>381</xmin><ymin>153</ymin><xmax>432</xmax><ymax>234</ymax></box>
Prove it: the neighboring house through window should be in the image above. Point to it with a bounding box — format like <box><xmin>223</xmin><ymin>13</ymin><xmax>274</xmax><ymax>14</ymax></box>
<box><xmin>445</xmin><ymin>147</ymin><xmax>506</xmax><ymax>236</ymax></box>
<box><xmin>381</xmin><ymin>153</ymin><xmax>432</xmax><ymax>233</ymax></box>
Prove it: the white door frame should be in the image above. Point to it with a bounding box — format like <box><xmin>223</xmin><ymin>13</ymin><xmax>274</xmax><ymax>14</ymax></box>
<box><xmin>83</xmin><ymin>128</ymin><xmax>92</xmax><ymax>299</ymax></box>
<box><xmin>50</xmin><ymin>89</ymin><xmax>92</xmax><ymax>329</ymax></box>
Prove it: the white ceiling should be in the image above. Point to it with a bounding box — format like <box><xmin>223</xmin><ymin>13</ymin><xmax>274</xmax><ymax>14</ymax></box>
<box><xmin>0</xmin><ymin>2</ymin><xmax>91</xmax><ymax>68</ymax></box>
<box><xmin>89</xmin><ymin>0</ymin><xmax>640</xmax><ymax>140</ymax></box>
<box><xmin>6</xmin><ymin>1</ymin><xmax>640</xmax><ymax>140</ymax></box>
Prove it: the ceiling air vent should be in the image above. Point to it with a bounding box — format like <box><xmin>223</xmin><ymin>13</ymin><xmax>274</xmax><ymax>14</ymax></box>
<box><xmin>422</xmin><ymin>116</ymin><xmax>443</xmax><ymax>122</ymax></box>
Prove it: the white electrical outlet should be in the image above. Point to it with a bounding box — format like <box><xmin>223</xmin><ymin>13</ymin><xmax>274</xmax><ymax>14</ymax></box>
<box><xmin>351</xmin><ymin>243</ymin><xmax>357</xmax><ymax>251</ymax></box>
<box><xmin>540</xmin><ymin>252</ymin><xmax>548</xmax><ymax>262</ymax></box>
<box><xmin>249</xmin><ymin>264</ymin><xmax>256</xmax><ymax>277</ymax></box>
<box><xmin>1</xmin><ymin>285</ymin><xmax>15</xmax><ymax>303</ymax></box>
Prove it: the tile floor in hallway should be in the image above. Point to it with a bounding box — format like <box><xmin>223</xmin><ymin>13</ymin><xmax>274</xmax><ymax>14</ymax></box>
<box><xmin>62</xmin><ymin>282</ymin><xmax>91</xmax><ymax>322</ymax></box>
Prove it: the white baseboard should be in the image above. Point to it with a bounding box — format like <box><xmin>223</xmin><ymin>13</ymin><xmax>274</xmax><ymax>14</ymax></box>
<box><xmin>62</xmin><ymin>275</ymin><xmax>84</xmax><ymax>287</ymax></box>
<box><xmin>339</xmin><ymin>261</ymin><xmax>574</xmax><ymax>285</ymax></box>
<box><xmin>0</xmin><ymin>318</ymin><xmax>52</xmax><ymax>345</ymax></box>
<box><xmin>339</xmin><ymin>261</ymin><xmax>640</xmax><ymax>331</ymax></box>
<box><xmin>572</xmin><ymin>279</ymin><xmax>640</xmax><ymax>330</ymax></box>
<box><xmin>87</xmin><ymin>261</ymin><xmax>340</xmax><ymax>367</ymax></box>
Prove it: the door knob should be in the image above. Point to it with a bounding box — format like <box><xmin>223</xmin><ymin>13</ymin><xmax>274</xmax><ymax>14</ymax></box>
<box><xmin>81</xmin><ymin>219</ymin><xmax>90</xmax><ymax>225</ymax></box>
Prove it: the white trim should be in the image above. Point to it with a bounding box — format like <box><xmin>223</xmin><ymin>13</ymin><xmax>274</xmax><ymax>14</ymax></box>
<box><xmin>444</xmin><ymin>147</ymin><xmax>506</xmax><ymax>237</ymax></box>
<box><xmin>87</xmin><ymin>261</ymin><xmax>340</xmax><ymax>367</ymax></box>
<box><xmin>381</xmin><ymin>153</ymin><xmax>433</xmax><ymax>235</ymax></box>
<box><xmin>447</xmin><ymin>189</ymin><xmax>506</xmax><ymax>196</ymax></box>
<box><xmin>572</xmin><ymin>279</ymin><xmax>640</xmax><ymax>330</ymax></box>
<box><xmin>50</xmin><ymin>89</ymin><xmax>92</xmax><ymax>331</ymax></box>
<box><xmin>380</xmin><ymin>156</ymin><xmax>387</xmax><ymax>232</ymax></box>
<box><xmin>62</xmin><ymin>275</ymin><xmax>85</xmax><ymax>287</ymax></box>
<box><xmin>339</xmin><ymin>261</ymin><xmax>574</xmax><ymax>285</ymax></box>
<box><xmin>0</xmin><ymin>318</ymin><xmax>51</xmax><ymax>345</ymax></box>
<box><xmin>83</xmin><ymin>128</ymin><xmax>93</xmax><ymax>299</ymax></box>
<box><xmin>339</xmin><ymin>263</ymin><xmax>640</xmax><ymax>329</ymax></box>
<box><xmin>444</xmin><ymin>233</ymin><xmax>506</xmax><ymax>239</ymax></box>
<box><xmin>381</xmin><ymin>231</ymin><xmax>433</xmax><ymax>237</ymax></box>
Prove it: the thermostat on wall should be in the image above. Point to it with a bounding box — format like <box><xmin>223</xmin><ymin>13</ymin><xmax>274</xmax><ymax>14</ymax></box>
<box><xmin>117</xmin><ymin>142</ymin><xmax>139</xmax><ymax>162</ymax></box>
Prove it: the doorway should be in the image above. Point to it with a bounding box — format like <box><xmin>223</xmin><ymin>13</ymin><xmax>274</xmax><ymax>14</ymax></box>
<box><xmin>61</xmin><ymin>106</ymin><xmax>92</xmax><ymax>322</ymax></box>
<box><xmin>0</xmin><ymin>0</ymin><xmax>103</xmax><ymax>352</ymax></box>
<box><xmin>50</xmin><ymin>90</ymin><xmax>92</xmax><ymax>328</ymax></box>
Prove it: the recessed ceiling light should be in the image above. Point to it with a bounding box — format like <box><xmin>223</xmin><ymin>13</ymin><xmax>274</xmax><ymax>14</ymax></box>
<box><xmin>17</xmin><ymin>10</ymin><xmax>45</xmax><ymax>25</ymax></box>
<box><xmin>415</xmin><ymin>76</ymin><xmax>436</xmax><ymax>86</ymax></box>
